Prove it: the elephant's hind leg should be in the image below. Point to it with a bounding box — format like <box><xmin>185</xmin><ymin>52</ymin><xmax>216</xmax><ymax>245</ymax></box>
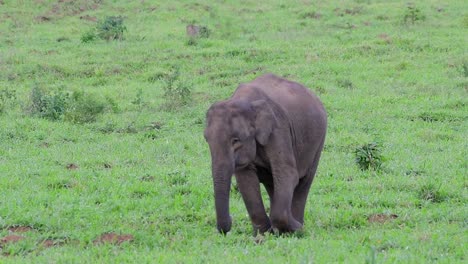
<box><xmin>291</xmin><ymin>147</ymin><xmax>323</xmax><ymax>224</ymax></box>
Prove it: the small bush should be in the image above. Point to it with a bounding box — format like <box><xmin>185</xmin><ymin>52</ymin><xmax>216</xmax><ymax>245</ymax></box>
<box><xmin>198</xmin><ymin>26</ymin><xmax>211</xmax><ymax>38</ymax></box>
<box><xmin>418</xmin><ymin>183</ymin><xmax>446</xmax><ymax>203</ymax></box>
<box><xmin>29</xmin><ymin>86</ymin><xmax>69</xmax><ymax>121</ymax></box>
<box><xmin>0</xmin><ymin>88</ymin><xmax>16</xmax><ymax>113</ymax></box>
<box><xmin>461</xmin><ymin>61</ymin><xmax>468</xmax><ymax>78</ymax></box>
<box><xmin>28</xmin><ymin>86</ymin><xmax>107</xmax><ymax>123</ymax></box>
<box><xmin>81</xmin><ymin>29</ymin><xmax>96</xmax><ymax>43</ymax></box>
<box><xmin>161</xmin><ymin>66</ymin><xmax>192</xmax><ymax>110</ymax></box>
<box><xmin>186</xmin><ymin>24</ymin><xmax>210</xmax><ymax>46</ymax></box>
<box><xmin>354</xmin><ymin>142</ymin><xmax>384</xmax><ymax>171</ymax></box>
<box><xmin>402</xmin><ymin>5</ymin><xmax>425</xmax><ymax>25</ymax></box>
<box><xmin>131</xmin><ymin>88</ymin><xmax>145</xmax><ymax>109</ymax></box>
<box><xmin>65</xmin><ymin>91</ymin><xmax>106</xmax><ymax>123</ymax></box>
<box><xmin>338</xmin><ymin>79</ymin><xmax>354</xmax><ymax>89</ymax></box>
<box><xmin>96</xmin><ymin>16</ymin><xmax>126</xmax><ymax>41</ymax></box>
<box><xmin>463</xmin><ymin>14</ymin><xmax>468</xmax><ymax>28</ymax></box>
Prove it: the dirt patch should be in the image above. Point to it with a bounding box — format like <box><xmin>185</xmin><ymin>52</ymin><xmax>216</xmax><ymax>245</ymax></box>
<box><xmin>93</xmin><ymin>233</ymin><xmax>134</xmax><ymax>245</ymax></box>
<box><xmin>7</xmin><ymin>226</ymin><xmax>34</xmax><ymax>233</ymax></box>
<box><xmin>39</xmin><ymin>0</ymin><xmax>101</xmax><ymax>21</ymax></box>
<box><xmin>1</xmin><ymin>235</ymin><xmax>25</xmax><ymax>245</ymax></box>
<box><xmin>368</xmin><ymin>214</ymin><xmax>398</xmax><ymax>223</ymax></box>
<box><xmin>41</xmin><ymin>239</ymin><xmax>68</xmax><ymax>248</ymax></box>
<box><xmin>378</xmin><ymin>34</ymin><xmax>392</xmax><ymax>44</ymax></box>
<box><xmin>66</xmin><ymin>163</ymin><xmax>79</xmax><ymax>170</ymax></box>
<box><xmin>80</xmin><ymin>15</ymin><xmax>97</xmax><ymax>22</ymax></box>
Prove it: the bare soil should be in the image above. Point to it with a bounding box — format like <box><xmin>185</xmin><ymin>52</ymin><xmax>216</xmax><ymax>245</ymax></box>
<box><xmin>368</xmin><ymin>214</ymin><xmax>398</xmax><ymax>223</ymax></box>
<box><xmin>93</xmin><ymin>233</ymin><xmax>134</xmax><ymax>245</ymax></box>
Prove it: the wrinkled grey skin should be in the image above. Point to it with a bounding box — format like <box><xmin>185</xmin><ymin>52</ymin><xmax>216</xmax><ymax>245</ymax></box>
<box><xmin>204</xmin><ymin>74</ymin><xmax>327</xmax><ymax>235</ymax></box>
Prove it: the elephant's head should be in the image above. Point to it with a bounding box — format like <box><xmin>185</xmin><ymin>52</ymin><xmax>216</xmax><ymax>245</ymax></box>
<box><xmin>204</xmin><ymin>99</ymin><xmax>277</xmax><ymax>233</ymax></box>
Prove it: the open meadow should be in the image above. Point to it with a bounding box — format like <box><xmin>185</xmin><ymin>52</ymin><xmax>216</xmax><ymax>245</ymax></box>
<box><xmin>0</xmin><ymin>0</ymin><xmax>466</xmax><ymax>263</ymax></box>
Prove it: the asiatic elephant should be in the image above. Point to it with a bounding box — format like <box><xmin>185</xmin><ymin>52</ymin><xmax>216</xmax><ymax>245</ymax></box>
<box><xmin>204</xmin><ymin>74</ymin><xmax>327</xmax><ymax>234</ymax></box>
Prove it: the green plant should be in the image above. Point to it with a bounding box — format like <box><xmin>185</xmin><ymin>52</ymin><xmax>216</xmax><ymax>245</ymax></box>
<box><xmin>354</xmin><ymin>142</ymin><xmax>384</xmax><ymax>171</ymax></box>
<box><xmin>96</xmin><ymin>16</ymin><xmax>126</xmax><ymax>41</ymax></box>
<box><xmin>418</xmin><ymin>183</ymin><xmax>446</xmax><ymax>203</ymax></box>
<box><xmin>131</xmin><ymin>88</ymin><xmax>144</xmax><ymax>109</ymax></box>
<box><xmin>403</xmin><ymin>5</ymin><xmax>425</xmax><ymax>24</ymax></box>
<box><xmin>65</xmin><ymin>91</ymin><xmax>106</xmax><ymax>123</ymax></box>
<box><xmin>0</xmin><ymin>88</ymin><xmax>16</xmax><ymax>113</ymax></box>
<box><xmin>28</xmin><ymin>87</ymin><xmax>106</xmax><ymax>123</ymax></box>
<box><xmin>461</xmin><ymin>61</ymin><xmax>468</xmax><ymax>77</ymax></box>
<box><xmin>463</xmin><ymin>14</ymin><xmax>468</xmax><ymax>28</ymax></box>
<box><xmin>162</xmin><ymin>66</ymin><xmax>192</xmax><ymax>110</ymax></box>
<box><xmin>198</xmin><ymin>26</ymin><xmax>211</xmax><ymax>38</ymax></box>
<box><xmin>29</xmin><ymin>86</ymin><xmax>69</xmax><ymax>121</ymax></box>
<box><xmin>81</xmin><ymin>29</ymin><xmax>96</xmax><ymax>43</ymax></box>
<box><xmin>186</xmin><ymin>25</ymin><xmax>210</xmax><ymax>46</ymax></box>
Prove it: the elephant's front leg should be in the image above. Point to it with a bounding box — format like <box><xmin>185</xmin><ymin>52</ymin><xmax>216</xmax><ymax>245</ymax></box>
<box><xmin>235</xmin><ymin>168</ymin><xmax>271</xmax><ymax>235</ymax></box>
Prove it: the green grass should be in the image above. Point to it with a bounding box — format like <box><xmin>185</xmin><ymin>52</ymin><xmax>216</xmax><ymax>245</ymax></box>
<box><xmin>0</xmin><ymin>0</ymin><xmax>466</xmax><ymax>262</ymax></box>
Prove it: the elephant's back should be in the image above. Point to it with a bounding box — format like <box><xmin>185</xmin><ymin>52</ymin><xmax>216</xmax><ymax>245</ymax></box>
<box><xmin>245</xmin><ymin>74</ymin><xmax>327</xmax><ymax>174</ymax></box>
<box><xmin>249</xmin><ymin>74</ymin><xmax>326</xmax><ymax>121</ymax></box>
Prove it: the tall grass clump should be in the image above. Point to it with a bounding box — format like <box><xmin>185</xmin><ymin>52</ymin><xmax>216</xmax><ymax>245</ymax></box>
<box><xmin>97</xmin><ymin>16</ymin><xmax>126</xmax><ymax>41</ymax></box>
<box><xmin>81</xmin><ymin>16</ymin><xmax>126</xmax><ymax>43</ymax></box>
<box><xmin>64</xmin><ymin>91</ymin><xmax>106</xmax><ymax>123</ymax></box>
<box><xmin>354</xmin><ymin>142</ymin><xmax>384</xmax><ymax>171</ymax></box>
<box><xmin>0</xmin><ymin>88</ymin><xmax>16</xmax><ymax>113</ymax></box>
<box><xmin>28</xmin><ymin>86</ymin><xmax>106</xmax><ymax>123</ymax></box>
<box><xmin>29</xmin><ymin>86</ymin><xmax>69</xmax><ymax>120</ymax></box>
<box><xmin>402</xmin><ymin>4</ymin><xmax>425</xmax><ymax>24</ymax></box>
<box><xmin>161</xmin><ymin>66</ymin><xmax>192</xmax><ymax>110</ymax></box>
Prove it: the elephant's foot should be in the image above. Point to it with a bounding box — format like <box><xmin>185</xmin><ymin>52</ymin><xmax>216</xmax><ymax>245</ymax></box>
<box><xmin>271</xmin><ymin>215</ymin><xmax>303</xmax><ymax>234</ymax></box>
<box><xmin>252</xmin><ymin>219</ymin><xmax>272</xmax><ymax>235</ymax></box>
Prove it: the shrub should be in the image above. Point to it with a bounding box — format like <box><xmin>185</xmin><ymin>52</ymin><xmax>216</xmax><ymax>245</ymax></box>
<box><xmin>186</xmin><ymin>24</ymin><xmax>211</xmax><ymax>46</ymax></box>
<box><xmin>161</xmin><ymin>66</ymin><xmax>192</xmax><ymax>110</ymax></box>
<box><xmin>29</xmin><ymin>86</ymin><xmax>69</xmax><ymax>121</ymax></box>
<box><xmin>28</xmin><ymin>86</ymin><xmax>107</xmax><ymax>123</ymax></box>
<box><xmin>198</xmin><ymin>26</ymin><xmax>211</xmax><ymax>38</ymax></box>
<box><xmin>65</xmin><ymin>91</ymin><xmax>106</xmax><ymax>123</ymax></box>
<box><xmin>0</xmin><ymin>88</ymin><xmax>16</xmax><ymax>113</ymax></box>
<box><xmin>403</xmin><ymin>5</ymin><xmax>425</xmax><ymax>25</ymax></box>
<box><xmin>418</xmin><ymin>183</ymin><xmax>446</xmax><ymax>203</ymax></box>
<box><xmin>96</xmin><ymin>16</ymin><xmax>126</xmax><ymax>41</ymax></box>
<box><xmin>354</xmin><ymin>142</ymin><xmax>384</xmax><ymax>171</ymax></box>
<box><xmin>81</xmin><ymin>29</ymin><xmax>96</xmax><ymax>43</ymax></box>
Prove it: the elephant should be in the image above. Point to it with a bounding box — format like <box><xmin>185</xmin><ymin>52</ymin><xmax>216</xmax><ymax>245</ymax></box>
<box><xmin>204</xmin><ymin>73</ymin><xmax>327</xmax><ymax>235</ymax></box>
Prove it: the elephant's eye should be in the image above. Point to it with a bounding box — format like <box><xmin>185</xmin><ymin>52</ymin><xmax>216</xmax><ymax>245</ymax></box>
<box><xmin>231</xmin><ymin>138</ymin><xmax>241</xmax><ymax>148</ymax></box>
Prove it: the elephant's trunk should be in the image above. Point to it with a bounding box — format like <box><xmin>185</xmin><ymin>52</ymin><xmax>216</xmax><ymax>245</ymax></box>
<box><xmin>212</xmin><ymin>157</ymin><xmax>234</xmax><ymax>234</ymax></box>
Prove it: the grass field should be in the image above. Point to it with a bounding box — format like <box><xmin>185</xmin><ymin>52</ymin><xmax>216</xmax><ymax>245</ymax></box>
<box><xmin>0</xmin><ymin>0</ymin><xmax>466</xmax><ymax>263</ymax></box>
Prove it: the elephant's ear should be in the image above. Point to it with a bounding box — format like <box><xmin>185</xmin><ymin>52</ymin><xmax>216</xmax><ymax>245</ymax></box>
<box><xmin>252</xmin><ymin>100</ymin><xmax>277</xmax><ymax>145</ymax></box>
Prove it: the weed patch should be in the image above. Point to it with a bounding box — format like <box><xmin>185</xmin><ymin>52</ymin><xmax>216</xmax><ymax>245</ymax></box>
<box><xmin>337</xmin><ymin>79</ymin><xmax>354</xmax><ymax>89</ymax></box>
<box><xmin>81</xmin><ymin>16</ymin><xmax>126</xmax><ymax>42</ymax></box>
<box><xmin>65</xmin><ymin>91</ymin><xmax>106</xmax><ymax>123</ymax></box>
<box><xmin>418</xmin><ymin>183</ymin><xmax>447</xmax><ymax>203</ymax></box>
<box><xmin>0</xmin><ymin>88</ymin><xmax>16</xmax><ymax>113</ymax></box>
<box><xmin>300</xmin><ymin>11</ymin><xmax>322</xmax><ymax>19</ymax></box>
<box><xmin>354</xmin><ymin>142</ymin><xmax>384</xmax><ymax>171</ymax></box>
<box><xmin>402</xmin><ymin>4</ymin><xmax>426</xmax><ymax>24</ymax></box>
<box><xmin>27</xmin><ymin>86</ymin><xmax>108</xmax><ymax>123</ymax></box>
<box><xmin>186</xmin><ymin>24</ymin><xmax>211</xmax><ymax>46</ymax></box>
<box><xmin>28</xmin><ymin>86</ymin><xmax>69</xmax><ymax>121</ymax></box>
<box><xmin>161</xmin><ymin>66</ymin><xmax>192</xmax><ymax>110</ymax></box>
<box><xmin>416</xmin><ymin>111</ymin><xmax>463</xmax><ymax>122</ymax></box>
<box><xmin>97</xmin><ymin>16</ymin><xmax>126</xmax><ymax>41</ymax></box>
